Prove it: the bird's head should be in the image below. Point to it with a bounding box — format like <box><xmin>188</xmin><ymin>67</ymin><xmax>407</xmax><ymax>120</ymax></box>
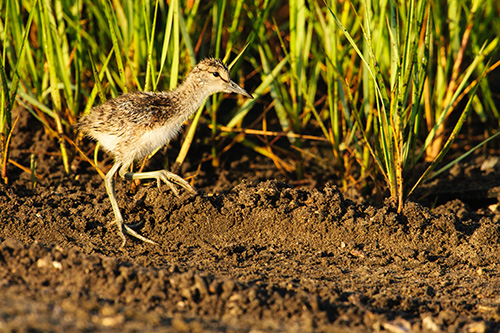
<box><xmin>190</xmin><ymin>58</ymin><xmax>253</xmax><ymax>99</ymax></box>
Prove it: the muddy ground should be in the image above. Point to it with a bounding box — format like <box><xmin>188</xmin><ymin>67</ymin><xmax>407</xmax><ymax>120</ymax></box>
<box><xmin>1</xmin><ymin>111</ymin><xmax>500</xmax><ymax>332</ymax></box>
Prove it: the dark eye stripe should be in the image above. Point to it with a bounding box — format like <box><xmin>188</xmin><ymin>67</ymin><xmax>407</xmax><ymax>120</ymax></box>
<box><xmin>213</xmin><ymin>71</ymin><xmax>229</xmax><ymax>83</ymax></box>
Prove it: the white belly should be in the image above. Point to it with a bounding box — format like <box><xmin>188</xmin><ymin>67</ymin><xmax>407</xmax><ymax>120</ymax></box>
<box><xmin>92</xmin><ymin>121</ymin><xmax>183</xmax><ymax>163</ymax></box>
<box><xmin>134</xmin><ymin>122</ymin><xmax>182</xmax><ymax>159</ymax></box>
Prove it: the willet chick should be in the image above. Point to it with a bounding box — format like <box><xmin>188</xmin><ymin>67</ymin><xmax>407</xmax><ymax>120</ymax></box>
<box><xmin>78</xmin><ymin>58</ymin><xmax>253</xmax><ymax>247</ymax></box>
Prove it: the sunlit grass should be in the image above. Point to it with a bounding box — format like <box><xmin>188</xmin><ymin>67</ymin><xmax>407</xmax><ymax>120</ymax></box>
<box><xmin>325</xmin><ymin>0</ymin><xmax>500</xmax><ymax>210</ymax></box>
<box><xmin>1</xmin><ymin>0</ymin><xmax>499</xmax><ymax>210</ymax></box>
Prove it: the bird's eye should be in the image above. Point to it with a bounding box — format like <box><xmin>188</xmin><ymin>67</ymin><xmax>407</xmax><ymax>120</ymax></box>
<box><xmin>212</xmin><ymin>72</ymin><xmax>220</xmax><ymax>77</ymax></box>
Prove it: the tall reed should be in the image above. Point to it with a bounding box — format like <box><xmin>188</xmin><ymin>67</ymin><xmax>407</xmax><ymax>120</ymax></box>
<box><xmin>0</xmin><ymin>0</ymin><xmax>498</xmax><ymax>208</ymax></box>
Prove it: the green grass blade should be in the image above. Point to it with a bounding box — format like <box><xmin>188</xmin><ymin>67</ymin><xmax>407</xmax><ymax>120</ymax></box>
<box><xmin>408</xmin><ymin>64</ymin><xmax>487</xmax><ymax>198</ymax></box>
<box><xmin>213</xmin><ymin>0</ymin><xmax>226</xmax><ymax>59</ymax></box>
<box><xmin>178</xmin><ymin>8</ymin><xmax>196</xmax><ymax>66</ymax></box>
<box><xmin>169</xmin><ymin>0</ymin><xmax>180</xmax><ymax>90</ymax></box>
<box><xmin>420</xmin><ymin>42</ymin><xmax>489</xmax><ymax>157</ymax></box>
<box><xmin>83</xmin><ymin>49</ymin><xmax>114</xmax><ymax>115</ymax></box>
<box><xmin>430</xmin><ymin>132</ymin><xmax>500</xmax><ymax>182</ymax></box>
<box><xmin>227</xmin><ymin>42</ymin><xmax>250</xmax><ymax>71</ymax></box>
<box><xmin>155</xmin><ymin>0</ymin><xmax>175</xmax><ymax>88</ymax></box>
<box><xmin>40</xmin><ymin>0</ymin><xmax>70</xmax><ymax>173</ymax></box>
<box><xmin>103</xmin><ymin>0</ymin><xmax>128</xmax><ymax>92</ymax></box>
<box><xmin>144</xmin><ymin>0</ymin><xmax>159</xmax><ymax>91</ymax></box>
<box><xmin>175</xmin><ymin>104</ymin><xmax>205</xmax><ymax>168</ymax></box>
<box><xmin>89</xmin><ymin>51</ymin><xmax>107</xmax><ymax>104</ymax></box>
<box><xmin>6</xmin><ymin>0</ymin><xmax>38</xmax><ymax>114</ymax></box>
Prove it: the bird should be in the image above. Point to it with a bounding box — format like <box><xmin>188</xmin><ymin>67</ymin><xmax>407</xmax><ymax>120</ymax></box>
<box><xmin>78</xmin><ymin>58</ymin><xmax>253</xmax><ymax>247</ymax></box>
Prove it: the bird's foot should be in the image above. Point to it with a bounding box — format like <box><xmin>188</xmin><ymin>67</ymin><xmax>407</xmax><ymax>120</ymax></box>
<box><xmin>125</xmin><ymin>170</ymin><xmax>198</xmax><ymax>197</ymax></box>
<box><xmin>114</xmin><ymin>218</ymin><xmax>157</xmax><ymax>248</ymax></box>
<box><xmin>122</xmin><ymin>223</ymin><xmax>157</xmax><ymax>247</ymax></box>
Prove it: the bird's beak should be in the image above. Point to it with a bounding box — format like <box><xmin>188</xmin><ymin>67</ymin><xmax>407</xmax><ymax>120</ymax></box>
<box><xmin>227</xmin><ymin>80</ymin><xmax>254</xmax><ymax>99</ymax></box>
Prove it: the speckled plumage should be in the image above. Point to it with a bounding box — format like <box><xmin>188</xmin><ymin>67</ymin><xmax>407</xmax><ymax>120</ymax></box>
<box><xmin>78</xmin><ymin>58</ymin><xmax>253</xmax><ymax>247</ymax></box>
<box><xmin>78</xmin><ymin>58</ymin><xmax>250</xmax><ymax>173</ymax></box>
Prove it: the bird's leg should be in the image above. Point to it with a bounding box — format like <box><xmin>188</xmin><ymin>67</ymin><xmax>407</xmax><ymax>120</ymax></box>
<box><xmin>123</xmin><ymin>170</ymin><xmax>197</xmax><ymax>197</ymax></box>
<box><xmin>105</xmin><ymin>162</ymin><xmax>157</xmax><ymax>247</ymax></box>
<box><xmin>104</xmin><ymin>163</ymin><xmax>126</xmax><ymax>246</ymax></box>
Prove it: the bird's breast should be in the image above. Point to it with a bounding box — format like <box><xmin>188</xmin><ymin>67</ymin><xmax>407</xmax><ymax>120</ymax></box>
<box><xmin>133</xmin><ymin>122</ymin><xmax>183</xmax><ymax>160</ymax></box>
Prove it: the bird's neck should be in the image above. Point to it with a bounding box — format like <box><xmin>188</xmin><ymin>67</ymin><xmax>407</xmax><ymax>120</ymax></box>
<box><xmin>169</xmin><ymin>77</ymin><xmax>212</xmax><ymax>120</ymax></box>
